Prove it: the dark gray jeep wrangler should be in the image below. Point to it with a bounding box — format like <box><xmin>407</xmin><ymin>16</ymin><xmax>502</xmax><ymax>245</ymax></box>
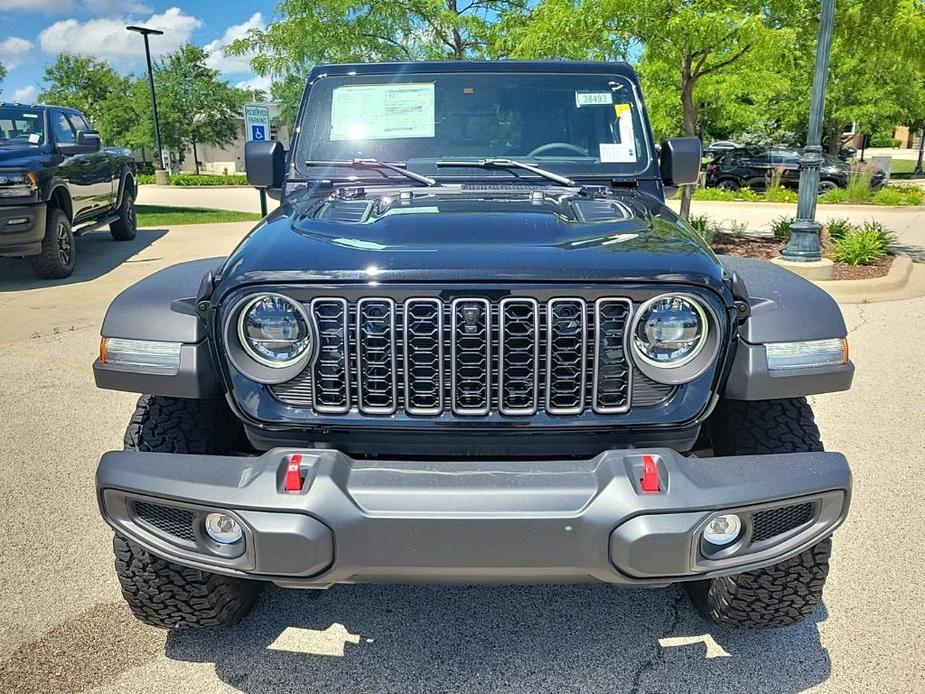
<box><xmin>94</xmin><ymin>61</ymin><xmax>853</xmax><ymax>630</ymax></box>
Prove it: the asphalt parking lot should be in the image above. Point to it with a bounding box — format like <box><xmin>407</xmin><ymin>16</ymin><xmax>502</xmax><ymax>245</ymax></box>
<box><xmin>1</xmin><ymin>221</ymin><xmax>924</xmax><ymax>693</ymax></box>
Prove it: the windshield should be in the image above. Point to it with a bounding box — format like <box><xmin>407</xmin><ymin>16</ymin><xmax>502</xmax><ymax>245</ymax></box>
<box><xmin>0</xmin><ymin>107</ymin><xmax>46</xmax><ymax>146</ymax></box>
<box><xmin>294</xmin><ymin>72</ymin><xmax>651</xmax><ymax>182</ymax></box>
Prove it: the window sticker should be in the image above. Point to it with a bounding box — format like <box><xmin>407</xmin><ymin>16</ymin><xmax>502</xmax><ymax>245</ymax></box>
<box><xmin>599</xmin><ymin>142</ymin><xmax>636</xmax><ymax>163</ymax></box>
<box><xmin>23</xmin><ymin>113</ymin><xmax>38</xmax><ymax>119</ymax></box>
<box><xmin>331</xmin><ymin>83</ymin><xmax>435</xmax><ymax>141</ymax></box>
<box><xmin>575</xmin><ymin>91</ymin><xmax>613</xmax><ymax>107</ymax></box>
<box><xmin>28</xmin><ymin>133</ymin><xmax>41</xmax><ymax>143</ymax></box>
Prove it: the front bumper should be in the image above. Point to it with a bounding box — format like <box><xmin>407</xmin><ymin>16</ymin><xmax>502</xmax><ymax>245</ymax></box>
<box><xmin>97</xmin><ymin>447</ymin><xmax>850</xmax><ymax>587</ymax></box>
<box><xmin>0</xmin><ymin>202</ymin><xmax>45</xmax><ymax>256</ymax></box>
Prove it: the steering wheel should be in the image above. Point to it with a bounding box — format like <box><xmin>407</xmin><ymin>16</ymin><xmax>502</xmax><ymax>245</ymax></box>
<box><xmin>526</xmin><ymin>142</ymin><xmax>588</xmax><ymax>157</ymax></box>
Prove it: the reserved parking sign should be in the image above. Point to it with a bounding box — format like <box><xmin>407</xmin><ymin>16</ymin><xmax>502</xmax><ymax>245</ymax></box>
<box><xmin>244</xmin><ymin>104</ymin><xmax>271</xmax><ymax>142</ymax></box>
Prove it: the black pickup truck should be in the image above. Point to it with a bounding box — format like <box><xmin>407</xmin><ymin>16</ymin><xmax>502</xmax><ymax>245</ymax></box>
<box><xmin>0</xmin><ymin>103</ymin><xmax>137</xmax><ymax>279</ymax></box>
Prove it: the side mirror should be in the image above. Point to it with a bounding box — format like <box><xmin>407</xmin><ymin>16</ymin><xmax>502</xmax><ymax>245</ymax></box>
<box><xmin>660</xmin><ymin>137</ymin><xmax>702</xmax><ymax>186</ymax></box>
<box><xmin>76</xmin><ymin>130</ymin><xmax>102</xmax><ymax>152</ymax></box>
<box><xmin>245</xmin><ymin>140</ymin><xmax>285</xmax><ymax>189</ymax></box>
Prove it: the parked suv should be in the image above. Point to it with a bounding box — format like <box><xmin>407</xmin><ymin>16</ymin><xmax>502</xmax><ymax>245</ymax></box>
<box><xmin>705</xmin><ymin>146</ymin><xmax>884</xmax><ymax>192</ymax></box>
<box><xmin>0</xmin><ymin>103</ymin><xmax>137</xmax><ymax>279</ymax></box>
<box><xmin>94</xmin><ymin>62</ymin><xmax>853</xmax><ymax>631</ymax></box>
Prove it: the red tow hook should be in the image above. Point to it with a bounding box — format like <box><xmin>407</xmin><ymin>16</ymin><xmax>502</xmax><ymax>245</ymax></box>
<box><xmin>284</xmin><ymin>454</ymin><xmax>303</xmax><ymax>492</ymax></box>
<box><xmin>640</xmin><ymin>454</ymin><xmax>661</xmax><ymax>493</ymax></box>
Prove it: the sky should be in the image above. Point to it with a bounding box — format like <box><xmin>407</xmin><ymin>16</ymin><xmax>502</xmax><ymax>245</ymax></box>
<box><xmin>0</xmin><ymin>0</ymin><xmax>277</xmax><ymax>103</ymax></box>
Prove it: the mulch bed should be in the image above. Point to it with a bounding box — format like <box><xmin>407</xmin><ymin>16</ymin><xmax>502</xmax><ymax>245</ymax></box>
<box><xmin>710</xmin><ymin>232</ymin><xmax>893</xmax><ymax>280</ymax></box>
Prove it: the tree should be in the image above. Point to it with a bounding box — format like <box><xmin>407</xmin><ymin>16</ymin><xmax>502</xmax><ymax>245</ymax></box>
<box><xmin>153</xmin><ymin>45</ymin><xmax>248</xmax><ymax>173</ymax></box>
<box><xmin>0</xmin><ymin>62</ymin><xmax>6</xmax><ymax>93</ymax></box>
<box><xmin>37</xmin><ymin>54</ymin><xmax>138</xmax><ymax>146</ymax></box>
<box><xmin>228</xmin><ymin>0</ymin><xmax>529</xmax><ymax>126</ymax></box>
<box><xmin>769</xmin><ymin>0</ymin><xmax>925</xmax><ymax>154</ymax></box>
<box><xmin>503</xmin><ymin>0</ymin><xmax>801</xmax><ymax>218</ymax></box>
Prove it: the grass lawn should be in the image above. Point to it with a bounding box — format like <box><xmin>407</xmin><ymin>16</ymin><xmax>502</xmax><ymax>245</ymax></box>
<box><xmin>135</xmin><ymin>205</ymin><xmax>262</xmax><ymax>227</ymax></box>
<box><xmin>888</xmin><ymin>159</ymin><xmax>921</xmax><ymax>175</ymax></box>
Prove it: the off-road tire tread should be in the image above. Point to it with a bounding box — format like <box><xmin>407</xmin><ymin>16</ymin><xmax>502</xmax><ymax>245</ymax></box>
<box><xmin>115</xmin><ymin>395</ymin><xmax>259</xmax><ymax>629</ymax></box>
<box><xmin>686</xmin><ymin>397</ymin><xmax>831</xmax><ymax>628</ymax></box>
<box><xmin>123</xmin><ymin>394</ymin><xmax>239</xmax><ymax>454</ymax></box>
<box><xmin>113</xmin><ymin>535</ymin><xmax>260</xmax><ymax>629</ymax></box>
<box><xmin>706</xmin><ymin>397</ymin><xmax>823</xmax><ymax>456</ymax></box>
<box><xmin>29</xmin><ymin>207</ymin><xmax>74</xmax><ymax>279</ymax></box>
<box><xmin>686</xmin><ymin>538</ymin><xmax>832</xmax><ymax>628</ymax></box>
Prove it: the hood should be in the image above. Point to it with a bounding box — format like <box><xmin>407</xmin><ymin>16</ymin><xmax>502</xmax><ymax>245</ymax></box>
<box><xmin>0</xmin><ymin>145</ymin><xmax>46</xmax><ymax>167</ymax></box>
<box><xmin>216</xmin><ymin>184</ymin><xmax>726</xmax><ymax>295</ymax></box>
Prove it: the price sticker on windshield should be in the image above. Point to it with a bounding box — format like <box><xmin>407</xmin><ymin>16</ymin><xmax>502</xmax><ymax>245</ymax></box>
<box><xmin>575</xmin><ymin>92</ymin><xmax>613</xmax><ymax>107</ymax></box>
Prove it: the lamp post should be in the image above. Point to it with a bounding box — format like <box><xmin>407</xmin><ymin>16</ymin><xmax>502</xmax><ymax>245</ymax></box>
<box><xmin>127</xmin><ymin>25</ymin><xmax>166</xmax><ymax>182</ymax></box>
<box><xmin>780</xmin><ymin>0</ymin><xmax>837</xmax><ymax>270</ymax></box>
<box><xmin>915</xmin><ymin>122</ymin><xmax>924</xmax><ymax>176</ymax></box>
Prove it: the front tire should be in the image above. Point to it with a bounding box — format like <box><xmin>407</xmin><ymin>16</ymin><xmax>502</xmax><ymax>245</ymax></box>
<box><xmin>29</xmin><ymin>207</ymin><xmax>75</xmax><ymax>279</ymax></box>
<box><xmin>685</xmin><ymin>398</ymin><xmax>832</xmax><ymax>628</ymax></box>
<box><xmin>114</xmin><ymin>395</ymin><xmax>262</xmax><ymax>629</ymax></box>
<box><xmin>110</xmin><ymin>185</ymin><xmax>137</xmax><ymax>241</ymax></box>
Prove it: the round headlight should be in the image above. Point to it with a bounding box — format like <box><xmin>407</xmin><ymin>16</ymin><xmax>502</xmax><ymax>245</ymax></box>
<box><xmin>632</xmin><ymin>295</ymin><xmax>707</xmax><ymax>367</ymax></box>
<box><xmin>237</xmin><ymin>294</ymin><xmax>312</xmax><ymax>368</ymax></box>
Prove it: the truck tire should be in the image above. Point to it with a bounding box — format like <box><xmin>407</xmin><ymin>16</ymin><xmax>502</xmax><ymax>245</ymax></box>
<box><xmin>114</xmin><ymin>395</ymin><xmax>261</xmax><ymax>629</ymax></box>
<box><xmin>684</xmin><ymin>398</ymin><xmax>832</xmax><ymax>628</ymax></box>
<box><xmin>110</xmin><ymin>185</ymin><xmax>137</xmax><ymax>241</ymax></box>
<box><xmin>29</xmin><ymin>207</ymin><xmax>75</xmax><ymax>279</ymax></box>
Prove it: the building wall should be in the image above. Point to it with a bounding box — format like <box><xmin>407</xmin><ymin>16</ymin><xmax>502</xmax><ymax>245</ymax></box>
<box><xmin>178</xmin><ymin>116</ymin><xmax>291</xmax><ymax>174</ymax></box>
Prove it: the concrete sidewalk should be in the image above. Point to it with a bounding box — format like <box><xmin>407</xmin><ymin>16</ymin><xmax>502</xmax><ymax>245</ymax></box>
<box><xmin>138</xmin><ymin>185</ymin><xmax>279</xmax><ymax>214</ymax></box>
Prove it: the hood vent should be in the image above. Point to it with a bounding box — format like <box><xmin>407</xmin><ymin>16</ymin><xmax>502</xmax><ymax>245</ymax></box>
<box><xmin>570</xmin><ymin>199</ymin><xmax>632</xmax><ymax>223</ymax></box>
<box><xmin>317</xmin><ymin>200</ymin><xmax>374</xmax><ymax>223</ymax></box>
<box><xmin>461</xmin><ymin>183</ymin><xmax>539</xmax><ymax>191</ymax></box>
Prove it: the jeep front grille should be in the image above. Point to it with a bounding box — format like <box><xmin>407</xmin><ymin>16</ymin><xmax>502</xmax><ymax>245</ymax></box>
<box><xmin>271</xmin><ymin>296</ymin><xmax>672</xmax><ymax>417</ymax></box>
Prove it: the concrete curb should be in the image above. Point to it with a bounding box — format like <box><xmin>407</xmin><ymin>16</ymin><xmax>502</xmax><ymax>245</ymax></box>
<box><xmin>813</xmin><ymin>256</ymin><xmax>925</xmax><ymax>303</ymax></box>
<box><xmin>667</xmin><ymin>200</ymin><xmax>924</xmax><ymax>212</ymax></box>
<box><xmin>141</xmin><ymin>184</ymin><xmax>253</xmax><ymax>189</ymax></box>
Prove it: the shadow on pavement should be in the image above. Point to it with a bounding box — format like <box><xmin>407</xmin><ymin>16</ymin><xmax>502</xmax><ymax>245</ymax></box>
<box><xmin>166</xmin><ymin>584</ymin><xmax>831</xmax><ymax>694</ymax></box>
<box><xmin>0</xmin><ymin>228</ymin><xmax>166</xmax><ymax>292</ymax></box>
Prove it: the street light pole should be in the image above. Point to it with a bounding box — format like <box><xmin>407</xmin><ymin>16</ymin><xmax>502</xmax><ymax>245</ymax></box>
<box><xmin>915</xmin><ymin>122</ymin><xmax>924</xmax><ymax>176</ymax></box>
<box><xmin>127</xmin><ymin>25</ymin><xmax>165</xmax><ymax>179</ymax></box>
<box><xmin>781</xmin><ymin>0</ymin><xmax>837</xmax><ymax>263</ymax></box>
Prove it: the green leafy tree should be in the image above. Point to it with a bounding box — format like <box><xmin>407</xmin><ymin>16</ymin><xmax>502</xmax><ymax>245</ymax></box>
<box><xmin>503</xmin><ymin>0</ymin><xmax>801</xmax><ymax>217</ymax></box>
<box><xmin>228</xmin><ymin>0</ymin><xmax>529</xmax><ymax>126</ymax></box>
<box><xmin>0</xmin><ymin>62</ymin><xmax>7</xmax><ymax>92</ymax></box>
<box><xmin>37</xmin><ymin>54</ymin><xmax>138</xmax><ymax>146</ymax></box>
<box><xmin>153</xmin><ymin>44</ymin><xmax>248</xmax><ymax>173</ymax></box>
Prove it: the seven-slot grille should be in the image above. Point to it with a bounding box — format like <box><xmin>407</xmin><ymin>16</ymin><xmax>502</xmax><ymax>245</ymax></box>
<box><xmin>272</xmin><ymin>296</ymin><xmax>646</xmax><ymax>417</ymax></box>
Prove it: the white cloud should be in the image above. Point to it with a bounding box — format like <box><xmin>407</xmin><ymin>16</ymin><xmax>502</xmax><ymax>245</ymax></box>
<box><xmin>38</xmin><ymin>7</ymin><xmax>202</xmax><ymax>61</ymax></box>
<box><xmin>1</xmin><ymin>0</ymin><xmax>71</xmax><ymax>12</ymax></box>
<box><xmin>83</xmin><ymin>0</ymin><xmax>151</xmax><ymax>14</ymax></box>
<box><xmin>204</xmin><ymin>12</ymin><xmax>263</xmax><ymax>75</ymax></box>
<box><xmin>12</xmin><ymin>85</ymin><xmax>38</xmax><ymax>103</ymax></box>
<box><xmin>235</xmin><ymin>74</ymin><xmax>273</xmax><ymax>96</ymax></box>
<box><xmin>0</xmin><ymin>36</ymin><xmax>34</xmax><ymax>70</ymax></box>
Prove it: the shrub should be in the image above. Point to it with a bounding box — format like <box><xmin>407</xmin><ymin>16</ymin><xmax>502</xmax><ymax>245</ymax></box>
<box><xmin>832</xmin><ymin>229</ymin><xmax>889</xmax><ymax>265</ymax></box>
<box><xmin>844</xmin><ymin>165</ymin><xmax>874</xmax><ymax>203</ymax></box>
<box><xmin>764</xmin><ymin>186</ymin><xmax>798</xmax><ymax>203</ymax></box>
<box><xmin>868</xmin><ymin>133</ymin><xmax>901</xmax><ymax>148</ymax></box>
<box><xmin>769</xmin><ymin>215</ymin><xmax>793</xmax><ymax>240</ymax></box>
<box><xmin>136</xmin><ymin>161</ymin><xmax>156</xmax><ymax>175</ymax></box>
<box><xmin>137</xmin><ymin>173</ymin><xmax>156</xmax><ymax>185</ymax></box>
<box><xmin>825</xmin><ymin>218</ymin><xmax>854</xmax><ymax>240</ymax></box>
<box><xmin>688</xmin><ymin>215</ymin><xmax>718</xmax><ymax>243</ymax></box>
<box><xmin>169</xmin><ymin>173</ymin><xmax>248</xmax><ymax>186</ymax></box>
<box><xmin>818</xmin><ymin>187</ymin><xmax>849</xmax><ymax>204</ymax></box>
<box><xmin>871</xmin><ymin>184</ymin><xmax>923</xmax><ymax>206</ymax></box>
<box><xmin>738</xmin><ymin>186</ymin><xmax>761</xmax><ymax>202</ymax></box>
<box><xmin>691</xmin><ymin>187</ymin><xmax>739</xmax><ymax>202</ymax></box>
<box><xmin>858</xmin><ymin>220</ymin><xmax>896</xmax><ymax>253</ymax></box>
<box><xmin>727</xmin><ymin>219</ymin><xmax>748</xmax><ymax>237</ymax></box>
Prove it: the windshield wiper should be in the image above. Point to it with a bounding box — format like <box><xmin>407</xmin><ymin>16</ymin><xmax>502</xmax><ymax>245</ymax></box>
<box><xmin>435</xmin><ymin>158</ymin><xmax>577</xmax><ymax>187</ymax></box>
<box><xmin>304</xmin><ymin>158</ymin><xmax>439</xmax><ymax>187</ymax></box>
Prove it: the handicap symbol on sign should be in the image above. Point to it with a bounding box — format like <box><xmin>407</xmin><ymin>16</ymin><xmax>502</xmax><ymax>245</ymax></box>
<box><xmin>251</xmin><ymin>125</ymin><xmax>266</xmax><ymax>141</ymax></box>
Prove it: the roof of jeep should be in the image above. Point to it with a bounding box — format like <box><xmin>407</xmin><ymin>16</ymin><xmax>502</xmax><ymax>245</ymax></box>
<box><xmin>308</xmin><ymin>60</ymin><xmax>639</xmax><ymax>81</ymax></box>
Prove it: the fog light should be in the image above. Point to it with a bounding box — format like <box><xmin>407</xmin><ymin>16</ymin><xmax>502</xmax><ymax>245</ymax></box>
<box><xmin>204</xmin><ymin>513</ymin><xmax>243</xmax><ymax>544</ymax></box>
<box><xmin>703</xmin><ymin>514</ymin><xmax>742</xmax><ymax>546</ymax></box>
